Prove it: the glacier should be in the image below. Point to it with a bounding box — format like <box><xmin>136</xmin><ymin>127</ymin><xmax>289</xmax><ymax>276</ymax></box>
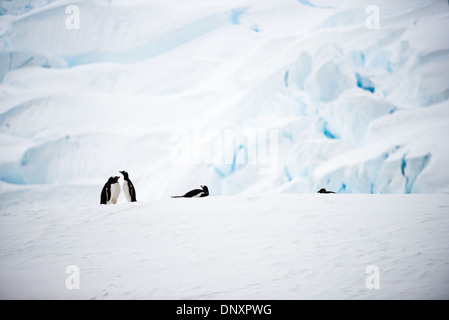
<box><xmin>0</xmin><ymin>0</ymin><xmax>449</xmax><ymax>199</ymax></box>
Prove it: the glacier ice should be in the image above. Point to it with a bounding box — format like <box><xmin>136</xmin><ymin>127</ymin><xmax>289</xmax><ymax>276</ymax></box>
<box><xmin>355</xmin><ymin>73</ymin><xmax>375</xmax><ymax>93</ymax></box>
<box><xmin>0</xmin><ymin>0</ymin><xmax>449</xmax><ymax>197</ymax></box>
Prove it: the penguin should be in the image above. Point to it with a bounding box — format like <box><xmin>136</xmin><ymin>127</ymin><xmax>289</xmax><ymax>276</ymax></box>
<box><xmin>172</xmin><ymin>185</ymin><xmax>209</xmax><ymax>198</ymax></box>
<box><xmin>100</xmin><ymin>176</ymin><xmax>120</xmax><ymax>204</ymax></box>
<box><xmin>109</xmin><ymin>176</ymin><xmax>121</xmax><ymax>204</ymax></box>
<box><xmin>119</xmin><ymin>170</ymin><xmax>137</xmax><ymax>202</ymax></box>
<box><xmin>317</xmin><ymin>188</ymin><xmax>336</xmax><ymax>194</ymax></box>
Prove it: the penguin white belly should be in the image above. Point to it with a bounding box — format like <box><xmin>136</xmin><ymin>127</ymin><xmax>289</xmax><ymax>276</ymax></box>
<box><xmin>123</xmin><ymin>180</ymin><xmax>131</xmax><ymax>202</ymax></box>
<box><xmin>109</xmin><ymin>183</ymin><xmax>120</xmax><ymax>204</ymax></box>
<box><xmin>192</xmin><ymin>192</ymin><xmax>204</xmax><ymax>198</ymax></box>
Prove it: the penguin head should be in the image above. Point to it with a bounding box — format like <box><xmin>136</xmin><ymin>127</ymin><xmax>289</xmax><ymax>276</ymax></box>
<box><xmin>200</xmin><ymin>185</ymin><xmax>209</xmax><ymax>194</ymax></box>
<box><xmin>108</xmin><ymin>176</ymin><xmax>120</xmax><ymax>184</ymax></box>
<box><xmin>317</xmin><ymin>188</ymin><xmax>326</xmax><ymax>193</ymax></box>
<box><xmin>119</xmin><ymin>171</ymin><xmax>129</xmax><ymax>179</ymax></box>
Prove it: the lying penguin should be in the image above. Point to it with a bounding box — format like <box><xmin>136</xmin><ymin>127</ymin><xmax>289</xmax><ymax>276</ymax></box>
<box><xmin>317</xmin><ymin>188</ymin><xmax>336</xmax><ymax>194</ymax></box>
<box><xmin>100</xmin><ymin>176</ymin><xmax>121</xmax><ymax>204</ymax></box>
<box><xmin>172</xmin><ymin>185</ymin><xmax>209</xmax><ymax>198</ymax></box>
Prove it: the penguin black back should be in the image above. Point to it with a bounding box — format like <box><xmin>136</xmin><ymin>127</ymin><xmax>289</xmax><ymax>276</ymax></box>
<box><xmin>120</xmin><ymin>170</ymin><xmax>137</xmax><ymax>202</ymax></box>
<box><xmin>172</xmin><ymin>185</ymin><xmax>209</xmax><ymax>198</ymax></box>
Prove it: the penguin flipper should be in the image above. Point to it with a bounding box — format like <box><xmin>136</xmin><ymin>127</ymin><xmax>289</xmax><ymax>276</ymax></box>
<box><xmin>183</xmin><ymin>189</ymin><xmax>203</xmax><ymax>197</ymax></box>
<box><xmin>129</xmin><ymin>182</ymin><xmax>137</xmax><ymax>202</ymax></box>
<box><xmin>100</xmin><ymin>185</ymin><xmax>109</xmax><ymax>204</ymax></box>
<box><xmin>100</xmin><ymin>190</ymin><xmax>107</xmax><ymax>204</ymax></box>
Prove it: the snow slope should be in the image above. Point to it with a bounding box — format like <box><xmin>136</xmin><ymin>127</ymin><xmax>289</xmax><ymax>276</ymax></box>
<box><xmin>1</xmin><ymin>194</ymin><xmax>448</xmax><ymax>299</ymax></box>
<box><xmin>1</xmin><ymin>0</ymin><xmax>449</xmax><ymax>301</ymax></box>
<box><xmin>0</xmin><ymin>0</ymin><xmax>449</xmax><ymax>197</ymax></box>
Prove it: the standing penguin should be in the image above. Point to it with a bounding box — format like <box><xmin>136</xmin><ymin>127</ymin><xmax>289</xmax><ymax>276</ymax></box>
<box><xmin>119</xmin><ymin>170</ymin><xmax>137</xmax><ymax>202</ymax></box>
<box><xmin>100</xmin><ymin>176</ymin><xmax>120</xmax><ymax>204</ymax></box>
<box><xmin>172</xmin><ymin>185</ymin><xmax>209</xmax><ymax>198</ymax></box>
<box><xmin>109</xmin><ymin>176</ymin><xmax>121</xmax><ymax>204</ymax></box>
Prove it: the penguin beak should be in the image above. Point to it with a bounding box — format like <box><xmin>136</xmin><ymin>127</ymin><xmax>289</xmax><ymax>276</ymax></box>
<box><xmin>200</xmin><ymin>185</ymin><xmax>203</xmax><ymax>188</ymax></box>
